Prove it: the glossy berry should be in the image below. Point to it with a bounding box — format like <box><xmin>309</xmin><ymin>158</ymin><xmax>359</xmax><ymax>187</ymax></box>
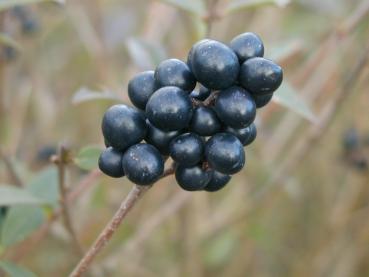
<box><xmin>190</xmin><ymin>85</ymin><xmax>211</xmax><ymax>101</ymax></box>
<box><xmin>191</xmin><ymin>40</ymin><xmax>240</xmax><ymax>90</ymax></box>
<box><xmin>122</xmin><ymin>144</ymin><xmax>164</xmax><ymax>185</ymax></box>
<box><xmin>169</xmin><ymin>133</ymin><xmax>204</xmax><ymax>166</ymax></box>
<box><xmin>215</xmin><ymin>86</ymin><xmax>256</xmax><ymax>128</ymax></box>
<box><xmin>102</xmin><ymin>104</ymin><xmax>147</xmax><ymax>151</ymax></box>
<box><xmin>98</xmin><ymin>147</ymin><xmax>125</xmax><ymax>178</ymax></box>
<box><xmin>230</xmin><ymin>32</ymin><xmax>264</xmax><ymax>63</ymax></box>
<box><xmin>252</xmin><ymin>92</ymin><xmax>273</xmax><ymax>108</ymax></box>
<box><xmin>128</xmin><ymin>71</ymin><xmax>158</xmax><ymax>110</ymax></box>
<box><xmin>155</xmin><ymin>59</ymin><xmax>196</xmax><ymax>91</ymax></box>
<box><xmin>205</xmin><ymin>133</ymin><xmax>245</xmax><ymax>174</ymax></box>
<box><xmin>145</xmin><ymin>120</ymin><xmax>182</xmax><ymax>155</ymax></box>
<box><xmin>175</xmin><ymin>165</ymin><xmax>212</xmax><ymax>191</ymax></box>
<box><xmin>204</xmin><ymin>171</ymin><xmax>231</xmax><ymax>192</ymax></box>
<box><xmin>187</xmin><ymin>39</ymin><xmax>210</xmax><ymax>72</ymax></box>
<box><xmin>224</xmin><ymin>123</ymin><xmax>257</xmax><ymax>146</ymax></box>
<box><xmin>239</xmin><ymin>57</ymin><xmax>283</xmax><ymax>95</ymax></box>
<box><xmin>190</xmin><ymin>106</ymin><xmax>221</xmax><ymax>136</ymax></box>
<box><xmin>146</xmin><ymin>86</ymin><xmax>193</xmax><ymax>131</ymax></box>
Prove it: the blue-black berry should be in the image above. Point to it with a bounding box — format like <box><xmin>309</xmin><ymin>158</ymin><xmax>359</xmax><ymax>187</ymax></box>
<box><xmin>102</xmin><ymin>105</ymin><xmax>147</xmax><ymax>151</ymax></box>
<box><xmin>190</xmin><ymin>40</ymin><xmax>239</xmax><ymax>90</ymax></box>
<box><xmin>239</xmin><ymin>57</ymin><xmax>283</xmax><ymax>95</ymax></box>
<box><xmin>224</xmin><ymin>123</ymin><xmax>257</xmax><ymax>146</ymax></box>
<box><xmin>98</xmin><ymin>147</ymin><xmax>125</xmax><ymax>178</ymax></box>
<box><xmin>190</xmin><ymin>84</ymin><xmax>211</xmax><ymax>101</ymax></box>
<box><xmin>230</xmin><ymin>32</ymin><xmax>264</xmax><ymax>63</ymax></box>
<box><xmin>190</xmin><ymin>106</ymin><xmax>221</xmax><ymax>136</ymax></box>
<box><xmin>205</xmin><ymin>133</ymin><xmax>245</xmax><ymax>174</ymax></box>
<box><xmin>155</xmin><ymin>59</ymin><xmax>196</xmax><ymax>91</ymax></box>
<box><xmin>215</xmin><ymin>86</ymin><xmax>256</xmax><ymax>128</ymax></box>
<box><xmin>146</xmin><ymin>86</ymin><xmax>193</xmax><ymax>131</ymax></box>
<box><xmin>204</xmin><ymin>171</ymin><xmax>231</xmax><ymax>192</ymax></box>
<box><xmin>128</xmin><ymin>71</ymin><xmax>158</xmax><ymax>110</ymax></box>
<box><xmin>175</xmin><ymin>164</ymin><xmax>212</xmax><ymax>191</ymax></box>
<box><xmin>122</xmin><ymin>144</ymin><xmax>164</xmax><ymax>185</ymax></box>
<box><xmin>169</xmin><ymin>133</ymin><xmax>204</xmax><ymax>166</ymax></box>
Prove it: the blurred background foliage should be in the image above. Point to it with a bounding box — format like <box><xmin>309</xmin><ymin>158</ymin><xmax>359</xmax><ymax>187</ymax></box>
<box><xmin>0</xmin><ymin>0</ymin><xmax>369</xmax><ymax>276</ymax></box>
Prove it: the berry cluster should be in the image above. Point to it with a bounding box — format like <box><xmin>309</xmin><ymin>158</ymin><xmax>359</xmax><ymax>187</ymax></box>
<box><xmin>99</xmin><ymin>32</ymin><xmax>283</xmax><ymax>192</ymax></box>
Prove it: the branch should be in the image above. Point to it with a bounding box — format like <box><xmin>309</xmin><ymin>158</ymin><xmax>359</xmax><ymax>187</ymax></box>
<box><xmin>55</xmin><ymin>145</ymin><xmax>84</xmax><ymax>256</ymax></box>
<box><xmin>69</xmin><ymin>162</ymin><xmax>176</xmax><ymax>277</ymax></box>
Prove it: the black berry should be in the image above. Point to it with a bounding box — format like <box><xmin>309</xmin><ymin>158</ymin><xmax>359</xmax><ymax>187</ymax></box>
<box><xmin>175</xmin><ymin>165</ymin><xmax>212</xmax><ymax>191</ymax></box>
<box><xmin>190</xmin><ymin>84</ymin><xmax>211</xmax><ymax>101</ymax></box>
<box><xmin>224</xmin><ymin>123</ymin><xmax>257</xmax><ymax>146</ymax></box>
<box><xmin>190</xmin><ymin>106</ymin><xmax>221</xmax><ymax>136</ymax></box>
<box><xmin>128</xmin><ymin>71</ymin><xmax>158</xmax><ymax>110</ymax></box>
<box><xmin>169</xmin><ymin>133</ymin><xmax>204</xmax><ymax>166</ymax></box>
<box><xmin>191</xmin><ymin>40</ymin><xmax>240</xmax><ymax>90</ymax></box>
<box><xmin>239</xmin><ymin>57</ymin><xmax>283</xmax><ymax>95</ymax></box>
<box><xmin>252</xmin><ymin>92</ymin><xmax>273</xmax><ymax>108</ymax></box>
<box><xmin>215</xmin><ymin>86</ymin><xmax>256</xmax><ymax>128</ymax></box>
<box><xmin>204</xmin><ymin>171</ymin><xmax>231</xmax><ymax>192</ymax></box>
<box><xmin>230</xmin><ymin>32</ymin><xmax>264</xmax><ymax>63</ymax></box>
<box><xmin>187</xmin><ymin>39</ymin><xmax>210</xmax><ymax>72</ymax></box>
<box><xmin>145</xmin><ymin>120</ymin><xmax>182</xmax><ymax>156</ymax></box>
<box><xmin>122</xmin><ymin>144</ymin><xmax>164</xmax><ymax>185</ymax></box>
<box><xmin>155</xmin><ymin>59</ymin><xmax>196</xmax><ymax>91</ymax></box>
<box><xmin>205</xmin><ymin>133</ymin><xmax>245</xmax><ymax>174</ymax></box>
<box><xmin>102</xmin><ymin>104</ymin><xmax>147</xmax><ymax>151</ymax></box>
<box><xmin>98</xmin><ymin>147</ymin><xmax>125</xmax><ymax>178</ymax></box>
<box><xmin>146</xmin><ymin>86</ymin><xmax>193</xmax><ymax>131</ymax></box>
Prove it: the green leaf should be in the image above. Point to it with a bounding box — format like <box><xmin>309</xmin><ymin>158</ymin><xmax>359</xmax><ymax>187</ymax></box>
<box><xmin>27</xmin><ymin>167</ymin><xmax>59</xmax><ymax>207</ymax></box>
<box><xmin>0</xmin><ymin>33</ymin><xmax>22</xmax><ymax>50</ymax></box>
<box><xmin>0</xmin><ymin>186</ymin><xmax>45</xmax><ymax>206</ymax></box>
<box><xmin>157</xmin><ymin>0</ymin><xmax>205</xmax><ymax>16</ymax></box>
<box><xmin>0</xmin><ymin>261</ymin><xmax>38</xmax><ymax>277</ymax></box>
<box><xmin>226</xmin><ymin>0</ymin><xmax>291</xmax><ymax>13</ymax></box>
<box><xmin>1</xmin><ymin>205</ymin><xmax>44</xmax><ymax>247</ymax></box>
<box><xmin>72</xmin><ymin>87</ymin><xmax>122</xmax><ymax>105</ymax></box>
<box><xmin>0</xmin><ymin>0</ymin><xmax>64</xmax><ymax>11</ymax></box>
<box><xmin>74</xmin><ymin>145</ymin><xmax>102</xmax><ymax>171</ymax></box>
<box><xmin>273</xmin><ymin>82</ymin><xmax>316</xmax><ymax>122</ymax></box>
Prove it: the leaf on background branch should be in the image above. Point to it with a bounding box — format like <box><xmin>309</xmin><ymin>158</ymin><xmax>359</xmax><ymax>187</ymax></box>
<box><xmin>72</xmin><ymin>87</ymin><xmax>122</xmax><ymax>105</ymax></box>
<box><xmin>0</xmin><ymin>261</ymin><xmax>38</xmax><ymax>277</ymax></box>
<box><xmin>226</xmin><ymin>0</ymin><xmax>291</xmax><ymax>14</ymax></box>
<box><xmin>1</xmin><ymin>205</ymin><xmax>44</xmax><ymax>247</ymax></box>
<box><xmin>0</xmin><ymin>0</ymin><xmax>63</xmax><ymax>12</ymax></box>
<box><xmin>125</xmin><ymin>38</ymin><xmax>167</xmax><ymax>70</ymax></box>
<box><xmin>0</xmin><ymin>186</ymin><xmax>45</xmax><ymax>206</ymax></box>
<box><xmin>0</xmin><ymin>33</ymin><xmax>22</xmax><ymax>51</ymax></box>
<box><xmin>27</xmin><ymin>167</ymin><xmax>59</xmax><ymax>207</ymax></box>
<box><xmin>74</xmin><ymin>145</ymin><xmax>103</xmax><ymax>171</ymax></box>
<box><xmin>273</xmin><ymin>82</ymin><xmax>316</xmax><ymax>122</ymax></box>
<box><xmin>157</xmin><ymin>0</ymin><xmax>205</xmax><ymax>16</ymax></box>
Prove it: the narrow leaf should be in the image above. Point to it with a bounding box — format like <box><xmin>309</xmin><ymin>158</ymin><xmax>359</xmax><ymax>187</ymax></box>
<box><xmin>226</xmin><ymin>0</ymin><xmax>291</xmax><ymax>13</ymax></box>
<box><xmin>0</xmin><ymin>186</ymin><xmax>45</xmax><ymax>206</ymax></box>
<box><xmin>72</xmin><ymin>87</ymin><xmax>122</xmax><ymax>105</ymax></box>
<box><xmin>0</xmin><ymin>0</ymin><xmax>64</xmax><ymax>11</ymax></box>
<box><xmin>0</xmin><ymin>261</ymin><xmax>38</xmax><ymax>277</ymax></box>
<box><xmin>273</xmin><ymin>82</ymin><xmax>316</xmax><ymax>122</ymax></box>
<box><xmin>74</xmin><ymin>145</ymin><xmax>103</xmax><ymax>171</ymax></box>
<box><xmin>27</xmin><ymin>167</ymin><xmax>59</xmax><ymax>207</ymax></box>
<box><xmin>157</xmin><ymin>0</ymin><xmax>205</xmax><ymax>16</ymax></box>
<box><xmin>1</xmin><ymin>205</ymin><xmax>44</xmax><ymax>247</ymax></box>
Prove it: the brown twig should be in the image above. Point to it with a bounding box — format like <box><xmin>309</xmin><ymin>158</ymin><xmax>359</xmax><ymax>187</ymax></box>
<box><xmin>204</xmin><ymin>0</ymin><xmax>221</xmax><ymax>37</ymax></box>
<box><xmin>69</xmin><ymin>162</ymin><xmax>176</xmax><ymax>277</ymax></box>
<box><xmin>55</xmin><ymin>145</ymin><xmax>84</xmax><ymax>256</ymax></box>
<box><xmin>69</xmin><ymin>184</ymin><xmax>151</xmax><ymax>277</ymax></box>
